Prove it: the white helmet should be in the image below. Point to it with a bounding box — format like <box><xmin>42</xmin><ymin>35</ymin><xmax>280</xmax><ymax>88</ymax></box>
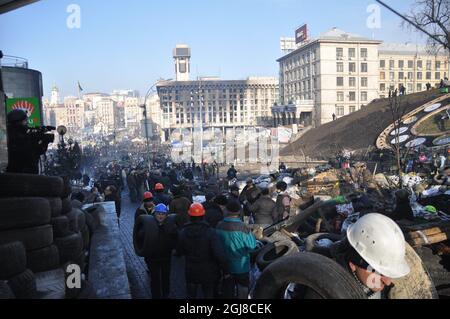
<box><xmin>347</xmin><ymin>213</ymin><xmax>410</xmax><ymax>279</ymax></box>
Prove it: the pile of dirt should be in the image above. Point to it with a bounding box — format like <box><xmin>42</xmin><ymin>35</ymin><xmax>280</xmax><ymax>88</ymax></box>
<box><xmin>280</xmin><ymin>90</ymin><xmax>442</xmax><ymax>160</ymax></box>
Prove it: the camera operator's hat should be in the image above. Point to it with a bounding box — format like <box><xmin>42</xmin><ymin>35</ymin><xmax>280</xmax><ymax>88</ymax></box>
<box><xmin>7</xmin><ymin>109</ymin><xmax>27</xmax><ymax>124</ymax></box>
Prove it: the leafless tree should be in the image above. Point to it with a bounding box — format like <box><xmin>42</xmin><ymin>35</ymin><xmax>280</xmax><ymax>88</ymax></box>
<box><xmin>388</xmin><ymin>95</ymin><xmax>411</xmax><ymax>188</ymax></box>
<box><xmin>403</xmin><ymin>0</ymin><xmax>450</xmax><ymax>54</ymax></box>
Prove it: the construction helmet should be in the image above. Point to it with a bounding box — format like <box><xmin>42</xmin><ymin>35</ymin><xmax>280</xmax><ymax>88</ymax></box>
<box><xmin>143</xmin><ymin>192</ymin><xmax>153</xmax><ymax>201</ymax></box>
<box><xmin>347</xmin><ymin>213</ymin><xmax>410</xmax><ymax>279</ymax></box>
<box><xmin>155</xmin><ymin>183</ymin><xmax>164</xmax><ymax>191</ymax></box>
<box><xmin>188</xmin><ymin>203</ymin><xmax>205</xmax><ymax>217</ymax></box>
<box><xmin>154</xmin><ymin>204</ymin><xmax>168</xmax><ymax>215</ymax></box>
<box><xmin>424</xmin><ymin>205</ymin><xmax>437</xmax><ymax>214</ymax></box>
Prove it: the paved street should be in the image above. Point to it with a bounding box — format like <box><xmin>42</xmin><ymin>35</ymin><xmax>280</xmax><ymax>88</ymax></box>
<box><xmin>118</xmin><ymin>190</ymin><xmax>186</xmax><ymax>299</ymax></box>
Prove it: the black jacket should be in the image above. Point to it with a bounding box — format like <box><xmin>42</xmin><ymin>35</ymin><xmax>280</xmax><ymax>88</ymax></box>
<box><xmin>227</xmin><ymin>168</ymin><xmax>237</xmax><ymax>179</ymax></box>
<box><xmin>177</xmin><ymin>221</ymin><xmax>226</xmax><ymax>284</ymax></box>
<box><xmin>203</xmin><ymin>201</ymin><xmax>224</xmax><ymax>228</ymax></box>
<box><xmin>6</xmin><ymin>125</ymin><xmax>48</xmax><ymax>174</ymax></box>
<box><xmin>250</xmin><ymin>195</ymin><xmax>276</xmax><ymax>225</ymax></box>
<box><xmin>169</xmin><ymin>195</ymin><xmax>192</xmax><ymax>228</ymax></box>
<box><xmin>148</xmin><ymin>218</ymin><xmax>178</xmax><ymax>261</ymax></box>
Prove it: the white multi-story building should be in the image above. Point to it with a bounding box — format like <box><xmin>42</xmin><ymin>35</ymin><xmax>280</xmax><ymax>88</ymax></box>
<box><xmin>276</xmin><ymin>28</ymin><xmax>450</xmax><ymax>127</ymax></box>
<box><xmin>64</xmin><ymin>96</ymin><xmax>85</xmax><ymax>133</ymax></box>
<box><xmin>378</xmin><ymin>43</ymin><xmax>449</xmax><ymax>97</ymax></box>
<box><xmin>93</xmin><ymin>97</ymin><xmax>117</xmax><ymax>133</ymax></box>
<box><xmin>156</xmin><ymin>77</ymin><xmax>278</xmax><ymax>140</ymax></box>
<box><xmin>277</xmin><ymin>28</ymin><xmax>382</xmax><ymax>126</ymax></box>
<box><xmin>156</xmin><ymin>46</ymin><xmax>278</xmax><ymax>140</ymax></box>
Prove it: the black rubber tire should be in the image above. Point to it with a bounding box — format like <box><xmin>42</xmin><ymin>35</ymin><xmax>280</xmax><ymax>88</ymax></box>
<box><xmin>61</xmin><ymin>177</ymin><xmax>72</xmax><ymax>198</ymax></box>
<box><xmin>251</xmin><ymin>240</ymin><xmax>270</xmax><ymax>265</ymax></box>
<box><xmin>74</xmin><ymin>208</ymin><xmax>86</xmax><ymax>229</ymax></box>
<box><xmin>0</xmin><ymin>281</ymin><xmax>15</xmax><ymax>299</ymax></box>
<box><xmin>0</xmin><ymin>242</ymin><xmax>27</xmax><ymax>280</ymax></box>
<box><xmin>80</xmin><ymin>225</ymin><xmax>90</xmax><ymax>251</ymax></box>
<box><xmin>51</xmin><ymin>216</ymin><xmax>72</xmax><ymax>238</ymax></box>
<box><xmin>7</xmin><ymin>269</ymin><xmax>37</xmax><ymax>299</ymax></box>
<box><xmin>26</xmin><ymin>245</ymin><xmax>60</xmax><ymax>273</ymax></box>
<box><xmin>0</xmin><ymin>174</ymin><xmax>64</xmax><ymax>198</ymax></box>
<box><xmin>254</xmin><ymin>252</ymin><xmax>367</xmax><ymax>299</ymax></box>
<box><xmin>0</xmin><ymin>198</ymin><xmax>51</xmax><ymax>231</ymax></box>
<box><xmin>61</xmin><ymin>197</ymin><xmax>72</xmax><ymax>215</ymax></box>
<box><xmin>71</xmin><ymin>200</ymin><xmax>83</xmax><ymax>209</ymax></box>
<box><xmin>44</xmin><ymin>197</ymin><xmax>63</xmax><ymax>217</ymax></box>
<box><xmin>256</xmin><ymin>240</ymin><xmax>299</xmax><ymax>272</ymax></box>
<box><xmin>0</xmin><ymin>225</ymin><xmax>53</xmax><ymax>251</ymax></box>
<box><xmin>54</xmin><ymin>232</ymin><xmax>83</xmax><ymax>264</ymax></box>
<box><xmin>305</xmin><ymin>233</ymin><xmax>344</xmax><ymax>258</ymax></box>
<box><xmin>133</xmin><ymin>215</ymin><xmax>159</xmax><ymax>257</ymax></box>
<box><xmin>65</xmin><ymin>210</ymin><xmax>80</xmax><ymax>233</ymax></box>
<box><xmin>415</xmin><ymin>246</ymin><xmax>450</xmax><ymax>297</ymax></box>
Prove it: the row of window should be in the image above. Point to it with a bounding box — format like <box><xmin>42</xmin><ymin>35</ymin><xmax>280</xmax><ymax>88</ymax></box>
<box><xmin>380</xmin><ymin>59</ymin><xmax>443</xmax><ymax>70</ymax></box>
<box><xmin>337</xmin><ymin>62</ymin><xmax>368</xmax><ymax>73</ymax></box>
<box><xmin>159</xmin><ymin>88</ymin><xmax>277</xmax><ymax>94</ymax></box>
<box><xmin>282</xmin><ymin>49</ymin><xmax>318</xmax><ymax>70</ymax></box>
<box><xmin>337</xmin><ymin>91</ymin><xmax>368</xmax><ymax>102</ymax></box>
<box><xmin>380</xmin><ymin>71</ymin><xmax>446</xmax><ymax>81</ymax></box>
<box><xmin>336</xmin><ymin>77</ymin><xmax>369</xmax><ymax>87</ymax></box>
<box><xmin>336</xmin><ymin>48</ymin><xmax>368</xmax><ymax>59</ymax></box>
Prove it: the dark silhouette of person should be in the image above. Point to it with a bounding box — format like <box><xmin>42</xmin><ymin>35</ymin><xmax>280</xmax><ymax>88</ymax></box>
<box><xmin>6</xmin><ymin>109</ymin><xmax>53</xmax><ymax>174</ymax></box>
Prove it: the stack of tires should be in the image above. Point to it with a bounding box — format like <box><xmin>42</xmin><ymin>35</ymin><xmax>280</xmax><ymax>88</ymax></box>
<box><xmin>0</xmin><ymin>174</ymin><xmax>65</xmax><ymax>299</ymax></box>
<box><xmin>52</xmin><ymin>178</ymin><xmax>89</xmax><ymax>274</ymax></box>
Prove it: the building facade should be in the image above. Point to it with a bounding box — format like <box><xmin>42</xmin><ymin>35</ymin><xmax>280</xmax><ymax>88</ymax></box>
<box><xmin>63</xmin><ymin>96</ymin><xmax>85</xmax><ymax>133</ymax></box>
<box><xmin>378</xmin><ymin>43</ymin><xmax>449</xmax><ymax>97</ymax></box>
<box><xmin>277</xmin><ymin>28</ymin><xmax>450</xmax><ymax>127</ymax></box>
<box><xmin>156</xmin><ymin>77</ymin><xmax>278</xmax><ymax>140</ymax></box>
<box><xmin>93</xmin><ymin>97</ymin><xmax>117</xmax><ymax>133</ymax></box>
<box><xmin>277</xmin><ymin>28</ymin><xmax>381</xmax><ymax>126</ymax></box>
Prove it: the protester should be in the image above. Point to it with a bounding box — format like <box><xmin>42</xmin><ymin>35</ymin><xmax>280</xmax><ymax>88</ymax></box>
<box><xmin>177</xmin><ymin>203</ymin><xmax>227</xmax><ymax>299</ymax></box>
<box><xmin>216</xmin><ymin>199</ymin><xmax>257</xmax><ymax>299</ymax></box>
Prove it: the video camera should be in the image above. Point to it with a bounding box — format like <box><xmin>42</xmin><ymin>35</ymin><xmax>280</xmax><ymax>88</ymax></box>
<box><xmin>28</xmin><ymin>126</ymin><xmax>56</xmax><ymax>144</ymax></box>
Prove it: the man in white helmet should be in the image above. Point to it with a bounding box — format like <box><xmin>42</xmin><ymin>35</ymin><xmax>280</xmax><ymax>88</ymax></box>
<box><xmin>330</xmin><ymin>213</ymin><xmax>411</xmax><ymax>299</ymax></box>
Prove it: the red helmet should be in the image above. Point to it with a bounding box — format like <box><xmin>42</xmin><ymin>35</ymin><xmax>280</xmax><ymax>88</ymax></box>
<box><xmin>155</xmin><ymin>183</ymin><xmax>164</xmax><ymax>191</ymax></box>
<box><xmin>143</xmin><ymin>192</ymin><xmax>153</xmax><ymax>201</ymax></box>
<box><xmin>188</xmin><ymin>203</ymin><xmax>205</xmax><ymax>217</ymax></box>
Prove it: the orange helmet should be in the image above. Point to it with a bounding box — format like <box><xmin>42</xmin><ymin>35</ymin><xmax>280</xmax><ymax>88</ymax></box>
<box><xmin>143</xmin><ymin>192</ymin><xmax>153</xmax><ymax>201</ymax></box>
<box><xmin>155</xmin><ymin>183</ymin><xmax>164</xmax><ymax>191</ymax></box>
<box><xmin>188</xmin><ymin>203</ymin><xmax>205</xmax><ymax>217</ymax></box>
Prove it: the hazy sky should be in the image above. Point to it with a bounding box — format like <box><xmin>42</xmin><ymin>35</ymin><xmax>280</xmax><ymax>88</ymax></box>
<box><xmin>0</xmin><ymin>0</ymin><xmax>424</xmax><ymax>98</ymax></box>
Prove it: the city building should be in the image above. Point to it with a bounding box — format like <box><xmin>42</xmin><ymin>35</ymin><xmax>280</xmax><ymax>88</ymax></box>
<box><xmin>277</xmin><ymin>27</ymin><xmax>382</xmax><ymax>127</ymax></box>
<box><xmin>276</xmin><ymin>27</ymin><xmax>450</xmax><ymax>127</ymax></box>
<box><xmin>378</xmin><ymin>43</ymin><xmax>449</xmax><ymax>97</ymax></box>
<box><xmin>156</xmin><ymin>77</ymin><xmax>278</xmax><ymax>141</ymax></box>
<box><xmin>155</xmin><ymin>45</ymin><xmax>278</xmax><ymax>141</ymax></box>
<box><xmin>93</xmin><ymin>97</ymin><xmax>117</xmax><ymax>134</ymax></box>
<box><xmin>63</xmin><ymin>96</ymin><xmax>85</xmax><ymax>133</ymax></box>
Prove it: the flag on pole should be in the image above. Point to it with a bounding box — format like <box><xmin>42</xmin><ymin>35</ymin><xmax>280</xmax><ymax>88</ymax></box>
<box><xmin>77</xmin><ymin>81</ymin><xmax>83</xmax><ymax>92</ymax></box>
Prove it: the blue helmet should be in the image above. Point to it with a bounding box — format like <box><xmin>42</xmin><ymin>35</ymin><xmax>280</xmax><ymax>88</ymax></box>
<box><xmin>154</xmin><ymin>203</ymin><xmax>168</xmax><ymax>215</ymax></box>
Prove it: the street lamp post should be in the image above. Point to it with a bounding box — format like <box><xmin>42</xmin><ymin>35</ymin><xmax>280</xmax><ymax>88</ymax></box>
<box><xmin>141</xmin><ymin>78</ymin><xmax>172</xmax><ymax>166</ymax></box>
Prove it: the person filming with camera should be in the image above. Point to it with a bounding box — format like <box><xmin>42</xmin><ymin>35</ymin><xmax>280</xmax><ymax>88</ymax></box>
<box><xmin>6</xmin><ymin>109</ymin><xmax>55</xmax><ymax>174</ymax></box>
